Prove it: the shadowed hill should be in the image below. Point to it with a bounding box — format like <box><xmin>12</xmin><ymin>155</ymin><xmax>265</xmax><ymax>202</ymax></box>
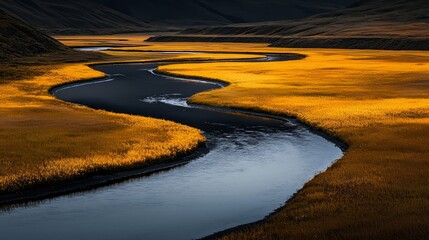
<box><xmin>0</xmin><ymin>0</ymin><xmax>151</xmax><ymax>34</ymax></box>
<box><xmin>0</xmin><ymin>10</ymin><xmax>104</xmax><ymax>82</ymax></box>
<box><xmin>0</xmin><ymin>0</ymin><xmax>357</xmax><ymax>33</ymax></box>
<box><xmin>149</xmin><ymin>0</ymin><xmax>429</xmax><ymax>50</ymax></box>
<box><xmin>96</xmin><ymin>0</ymin><xmax>357</xmax><ymax>25</ymax></box>
<box><xmin>0</xmin><ymin>9</ymin><xmax>67</xmax><ymax>61</ymax></box>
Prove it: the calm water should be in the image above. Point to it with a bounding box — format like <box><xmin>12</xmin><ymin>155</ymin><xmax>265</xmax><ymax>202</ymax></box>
<box><xmin>0</xmin><ymin>58</ymin><xmax>343</xmax><ymax>240</ymax></box>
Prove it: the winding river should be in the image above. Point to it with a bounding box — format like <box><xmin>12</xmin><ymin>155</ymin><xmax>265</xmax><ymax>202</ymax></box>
<box><xmin>0</xmin><ymin>52</ymin><xmax>343</xmax><ymax>240</ymax></box>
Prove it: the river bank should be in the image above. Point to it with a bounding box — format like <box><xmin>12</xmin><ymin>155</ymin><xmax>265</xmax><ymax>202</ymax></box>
<box><xmin>0</xmin><ymin>51</ymin><xmax>268</xmax><ymax>197</ymax></box>
<box><xmin>156</xmin><ymin>46</ymin><xmax>429</xmax><ymax>239</ymax></box>
<box><xmin>0</xmin><ymin>57</ymin><xmax>342</xmax><ymax>240</ymax></box>
<box><xmin>2</xmin><ymin>39</ymin><xmax>428</xmax><ymax>239</ymax></box>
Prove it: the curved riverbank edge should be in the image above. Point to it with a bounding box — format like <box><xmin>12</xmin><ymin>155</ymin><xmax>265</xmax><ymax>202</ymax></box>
<box><xmin>0</xmin><ymin>51</ymin><xmax>347</xmax><ymax>230</ymax></box>
<box><xmin>0</xmin><ymin>143</ymin><xmax>208</xmax><ymax>208</ymax></box>
<box><xmin>85</xmin><ymin>51</ymin><xmax>305</xmax><ymax>67</ymax></box>
<box><xmin>146</xmin><ymin>35</ymin><xmax>429</xmax><ymax>51</ymax></box>
<box><xmin>154</xmin><ymin>69</ymin><xmax>349</xmax><ymax>152</ymax></box>
<box><xmin>149</xmin><ymin>69</ymin><xmax>351</xmax><ymax>239</ymax></box>
<box><xmin>0</xmin><ymin>51</ymin><xmax>305</xmax><ymax>206</ymax></box>
<box><xmin>46</xmin><ymin>52</ymin><xmax>304</xmax><ymax>95</ymax></box>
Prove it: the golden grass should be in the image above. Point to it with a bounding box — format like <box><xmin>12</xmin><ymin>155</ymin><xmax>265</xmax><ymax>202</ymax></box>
<box><xmin>3</xmin><ymin>36</ymin><xmax>428</xmax><ymax>238</ymax></box>
<box><xmin>157</xmin><ymin>48</ymin><xmax>429</xmax><ymax>239</ymax></box>
<box><xmin>0</xmin><ymin>63</ymin><xmax>205</xmax><ymax>193</ymax></box>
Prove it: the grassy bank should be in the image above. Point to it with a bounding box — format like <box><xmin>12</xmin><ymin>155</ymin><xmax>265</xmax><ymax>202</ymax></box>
<box><xmin>157</xmin><ymin>47</ymin><xmax>429</xmax><ymax>239</ymax></box>
<box><xmin>0</xmin><ymin>63</ymin><xmax>205</xmax><ymax>193</ymax></box>
<box><xmin>0</xmin><ymin>48</ymin><xmax>263</xmax><ymax>194</ymax></box>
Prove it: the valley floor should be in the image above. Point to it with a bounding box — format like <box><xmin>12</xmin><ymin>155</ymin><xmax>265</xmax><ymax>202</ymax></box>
<box><xmin>1</xmin><ymin>36</ymin><xmax>428</xmax><ymax>239</ymax></box>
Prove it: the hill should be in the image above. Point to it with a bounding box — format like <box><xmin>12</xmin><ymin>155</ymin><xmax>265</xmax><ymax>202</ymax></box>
<box><xmin>96</xmin><ymin>0</ymin><xmax>357</xmax><ymax>25</ymax></box>
<box><xmin>149</xmin><ymin>0</ymin><xmax>429</xmax><ymax>50</ymax></box>
<box><xmin>0</xmin><ymin>0</ymin><xmax>357</xmax><ymax>33</ymax></box>
<box><xmin>0</xmin><ymin>9</ymin><xmax>67</xmax><ymax>61</ymax></box>
<box><xmin>0</xmin><ymin>9</ymin><xmax>104</xmax><ymax>82</ymax></box>
<box><xmin>0</xmin><ymin>0</ymin><xmax>151</xmax><ymax>34</ymax></box>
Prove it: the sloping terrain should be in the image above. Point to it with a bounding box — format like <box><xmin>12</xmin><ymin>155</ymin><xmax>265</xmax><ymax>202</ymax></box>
<box><xmin>0</xmin><ymin>9</ymin><xmax>67</xmax><ymax>61</ymax></box>
<box><xmin>96</xmin><ymin>0</ymin><xmax>357</xmax><ymax>25</ymax></box>
<box><xmin>0</xmin><ymin>10</ymin><xmax>104</xmax><ymax>82</ymax></box>
<box><xmin>0</xmin><ymin>0</ymin><xmax>356</xmax><ymax>33</ymax></box>
<box><xmin>0</xmin><ymin>0</ymin><xmax>151</xmax><ymax>34</ymax></box>
<box><xmin>150</xmin><ymin>0</ymin><xmax>429</xmax><ymax>50</ymax></box>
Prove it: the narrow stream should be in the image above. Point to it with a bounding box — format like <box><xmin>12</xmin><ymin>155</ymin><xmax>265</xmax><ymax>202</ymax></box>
<box><xmin>0</xmin><ymin>53</ymin><xmax>343</xmax><ymax>240</ymax></box>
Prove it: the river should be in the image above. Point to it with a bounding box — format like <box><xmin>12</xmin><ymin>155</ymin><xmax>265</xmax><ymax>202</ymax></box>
<box><xmin>0</xmin><ymin>53</ymin><xmax>343</xmax><ymax>240</ymax></box>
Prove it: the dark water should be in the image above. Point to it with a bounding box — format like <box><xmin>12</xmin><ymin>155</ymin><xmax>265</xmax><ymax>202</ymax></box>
<box><xmin>0</xmin><ymin>59</ymin><xmax>343</xmax><ymax>240</ymax></box>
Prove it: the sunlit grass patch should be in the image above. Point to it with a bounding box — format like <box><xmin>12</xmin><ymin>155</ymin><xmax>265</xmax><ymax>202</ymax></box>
<box><xmin>158</xmin><ymin>48</ymin><xmax>429</xmax><ymax>239</ymax></box>
<box><xmin>0</xmin><ymin>63</ymin><xmax>205</xmax><ymax>193</ymax></box>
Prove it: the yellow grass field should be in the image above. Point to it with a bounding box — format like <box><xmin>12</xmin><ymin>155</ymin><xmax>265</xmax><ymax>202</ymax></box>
<box><xmin>0</xmin><ymin>63</ymin><xmax>205</xmax><ymax>193</ymax></box>
<box><xmin>2</xmin><ymin>36</ymin><xmax>428</xmax><ymax>239</ymax></box>
<box><xmin>55</xmin><ymin>34</ymin><xmax>151</xmax><ymax>47</ymax></box>
<box><xmin>0</xmin><ymin>50</ymin><xmax>263</xmax><ymax>193</ymax></box>
<box><xmin>157</xmin><ymin>46</ymin><xmax>429</xmax><ymax>239</ymax></box>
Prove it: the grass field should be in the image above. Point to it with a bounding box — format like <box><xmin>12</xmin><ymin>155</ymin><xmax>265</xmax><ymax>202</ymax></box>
<box><xmin>2</xmin><ymin>36</ymin><xmax>428</xmax><ymax>238</ymax></box>
<box><xmin>156</xmin><ymin>46</ymin><xmax>429</xmax><ymax>239</ymax></box>
<box><xmin>0</xmin><ymin>62</ymin><xmax>205</xmax><ymax>193</ymax></box>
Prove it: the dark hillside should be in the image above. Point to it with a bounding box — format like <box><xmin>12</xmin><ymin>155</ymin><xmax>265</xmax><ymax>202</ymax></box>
<box><xmin>150</xmin><ymin>0</ymin><xmax>429</xmax><ymax>50</ymax></box>
<box><xmin>0</xmin><ymin>0</ymin><xmax>357</xmax><ymax>33</ymax></box>
<box><xmin>0</xmin><ymin>0</ymin><xmax>151</xmax><ymax>34</ymax></box>
<box><xmin>0</xmin><ymin>9</ymin><xmax>67</xmax><ymax>61</ymax></box>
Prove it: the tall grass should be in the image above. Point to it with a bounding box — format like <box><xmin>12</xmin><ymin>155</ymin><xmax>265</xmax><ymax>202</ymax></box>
<box><xmin>0</xmin><ymin>63</ymin><xmax>205</xmax><ymax>193</ymax></box>
<box><xmin>158</xmin><ymin>47</ymin><xmax>429</xmax><ymax>239</ymax></box>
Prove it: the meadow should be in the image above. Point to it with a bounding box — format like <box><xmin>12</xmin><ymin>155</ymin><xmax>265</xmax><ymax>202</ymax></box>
<box><xmin>1</xmin><ymin>36</ymin><xmax>428</xmax><ymax>239</ymax></box>
<box><xmin>155</xmin><ymin>45</ymin><xmax>429</xmax><ymax>239</ymax></box>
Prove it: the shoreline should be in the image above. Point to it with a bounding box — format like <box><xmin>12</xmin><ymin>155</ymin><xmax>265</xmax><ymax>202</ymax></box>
<box><xmin>154</xmin><ymin>69</ymin><xmax>348</xmax><ymax>152</ymax></box>
<box><xmin>3</xmin><ymin>52</ymin><xmax>298</xmax><ymax>205</ymax></box>
<box><xmin>0</xmin><ymin>143</ymin><xmax>208</xmax><ymax>208</ymax></box>
<box><xmin>1</xmin><ymin>51</ymin><xmax>349</xmax><ymax>240</ymax></box>
<box><xmin>1</xmin><ymin>52</ymin><xmax>346</xmax><ymax>211</ymax></box>
<box><xmin>146</xmin><ymin>35</ymin><xmax>429</xmax><ymax>51</ymax></box>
